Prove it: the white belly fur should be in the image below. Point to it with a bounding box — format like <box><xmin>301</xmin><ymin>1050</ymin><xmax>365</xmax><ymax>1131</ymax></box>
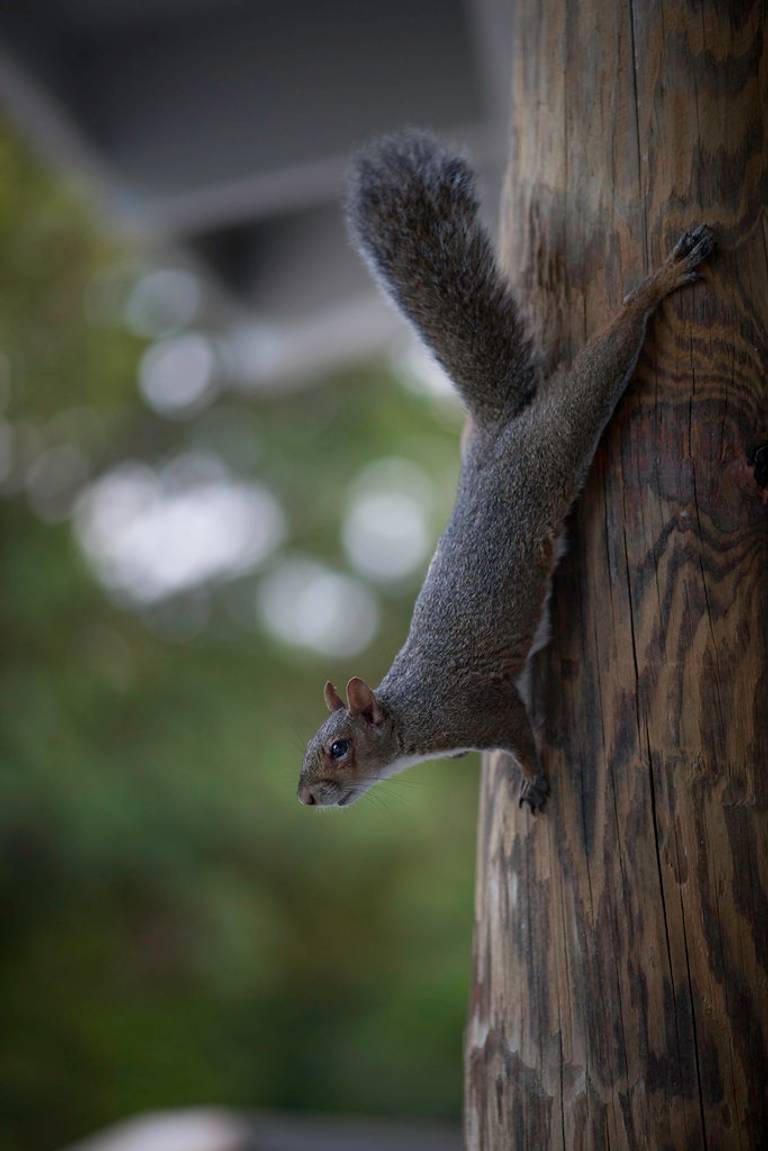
<box><xmin>385</xmin><ymin>749</ymin><xmax>472</xmax><ymax>778</ymax></box>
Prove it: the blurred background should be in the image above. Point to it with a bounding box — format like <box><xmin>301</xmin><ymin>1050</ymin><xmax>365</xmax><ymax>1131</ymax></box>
<box><xmin>0</xmin><ymin>3</ymin><xmax>510</xmax><ymax>1149</ymax></box>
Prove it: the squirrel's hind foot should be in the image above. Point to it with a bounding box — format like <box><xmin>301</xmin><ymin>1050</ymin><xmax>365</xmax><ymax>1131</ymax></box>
<box><xmin>624</xmin><ymin>225</ymin><xmax>715</xmax><ymax>307</ymax></box>
<box><xmin>519</xmin><ymin>772</ymin><xmax>550</xmax><ymax>814</ymax></box>
<box><xmin>671</xmin><ymin>223</ymin><xmax>715</xmax><ymax>264</ymax></box>
<box><xmin>665</xmin><ymin>224</ymin><xmax>716</xmax><ymax>288</ymax></box>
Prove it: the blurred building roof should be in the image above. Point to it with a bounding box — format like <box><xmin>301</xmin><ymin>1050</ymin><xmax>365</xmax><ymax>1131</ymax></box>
<box><xmin>0</xmin><ymin>0</ymin><xmax>511</xmax><ymax>386</ymax></box>
<box><xmin>0</xmin><ymin>0</ymin><xmax>510</xmax><ymax>385</ymax></box>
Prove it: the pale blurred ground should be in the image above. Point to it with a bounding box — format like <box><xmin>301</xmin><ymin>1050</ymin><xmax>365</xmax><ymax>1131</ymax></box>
<box><xmin>63</xmin><ymin>1109</ymin><xmax>462</xmax><ymax>1151</ymax></box>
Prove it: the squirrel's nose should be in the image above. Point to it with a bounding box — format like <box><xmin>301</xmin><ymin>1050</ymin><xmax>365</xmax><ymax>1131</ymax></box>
<box><xmin>298</xmin><ymin>782</ymin><xmax>317</xmax><ymax>806</ymax></box>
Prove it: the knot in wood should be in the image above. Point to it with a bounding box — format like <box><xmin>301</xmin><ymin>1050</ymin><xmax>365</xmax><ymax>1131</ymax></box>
<box><xmin>748</xmin><ymin>442</ymin><xmax>768</xmax><ymax>489</ymax></box>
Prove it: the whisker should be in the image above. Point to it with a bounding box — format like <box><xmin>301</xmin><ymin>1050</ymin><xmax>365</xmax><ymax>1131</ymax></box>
<box><xmin>286</xmin><ymin>728</ymin><xmax>308</xmax><ymax>754</ymax></box>
<box><xmin>363</xmin><ymin>789</ymin><xmax>395</xmax><ymax>816</ymax></box>
<box><xmin>378</xmin><ymin>786</ymin><xmax>412</xmax><ymax>808</ymax></box>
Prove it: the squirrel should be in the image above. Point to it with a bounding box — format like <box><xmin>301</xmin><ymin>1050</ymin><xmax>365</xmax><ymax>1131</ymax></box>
<box><xmin>297</xmin><ymin>129</ymin><xmax>714</xmax><ymax>813</ymax></box>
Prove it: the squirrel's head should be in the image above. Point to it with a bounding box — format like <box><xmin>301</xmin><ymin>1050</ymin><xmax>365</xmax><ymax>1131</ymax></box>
<box><xmin>298</xmin><ymin>677</ymin><xmax>398</xmax><ymax>808</ymax></box>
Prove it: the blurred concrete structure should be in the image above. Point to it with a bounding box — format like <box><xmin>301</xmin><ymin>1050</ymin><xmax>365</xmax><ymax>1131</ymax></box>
<box><xmin>63</xmin><ymin>1108</ymin><xmax>463</xmax><ymax>1151</ymax></box>
<box><xmin>0</xmin><ymin>0</ymin><xmax>510</xmax><ymax>385</ymax></box>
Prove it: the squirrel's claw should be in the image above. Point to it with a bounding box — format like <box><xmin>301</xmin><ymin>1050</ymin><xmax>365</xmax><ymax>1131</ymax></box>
<box><xmin>669</xmin><ymin>225</ymin><xmax>716</xmax><ymax>275</ymax></box>
<box><xmin>519</xmin><ymin>772</ymin><xmax>550</xmax><ymax>814</ymax></box>
<box><xmin>671</xmin><ymin>223</ymin><xmax>715</xmax><ymax>263</ymax></box>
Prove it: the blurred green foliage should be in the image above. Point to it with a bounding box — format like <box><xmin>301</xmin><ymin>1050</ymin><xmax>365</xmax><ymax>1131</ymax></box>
<box><xmin>0</xmin><ymin>126</ymin><xmax>478</xmax><ymax>1150</ymax></box>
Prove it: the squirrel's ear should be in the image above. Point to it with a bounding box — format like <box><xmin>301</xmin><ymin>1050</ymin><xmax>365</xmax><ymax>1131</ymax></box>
<box><xmin>346</xmin><ymin>676</ymin><xmax>384</xmax><ymax>725</ymax></box>
<box><xmin>323</xmin><ymin>680</ymin><xmax>345</xmax><ymax>712</ymax></box>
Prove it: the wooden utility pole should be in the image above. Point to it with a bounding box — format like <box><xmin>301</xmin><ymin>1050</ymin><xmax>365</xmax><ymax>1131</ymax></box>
<box><xmin>465</xmin><ymin>3</ymin><xmax>768</xmax><ymax>1148</ymax></box>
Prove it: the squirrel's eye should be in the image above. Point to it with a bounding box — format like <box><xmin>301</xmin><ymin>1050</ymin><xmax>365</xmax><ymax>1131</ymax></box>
<box><xmin>329</xmin><ymin>739</ymin><xmax>350</xmax><ymax>760</ymax></box>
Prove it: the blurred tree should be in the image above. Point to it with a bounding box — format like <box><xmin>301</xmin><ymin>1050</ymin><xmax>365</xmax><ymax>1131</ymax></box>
<box><xmin>0</xmin><ymin>124</ymin><xmax>476</xmax><ymax>1151</ymax></box>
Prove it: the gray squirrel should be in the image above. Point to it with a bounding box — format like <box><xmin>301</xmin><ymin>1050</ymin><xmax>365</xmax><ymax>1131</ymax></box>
<box><xmin>297</xmin><ymin>129</ymin><xmax>714</xmax><ymax>813</ymax></box>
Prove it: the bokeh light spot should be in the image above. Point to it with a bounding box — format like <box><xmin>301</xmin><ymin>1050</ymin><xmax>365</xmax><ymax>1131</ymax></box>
<box><xmin>257</xmin><ymin>558</ymin><xmax>379</xmax><ymax>658</ymax></box>
<box><xmin>343</xmin><ymin>457</ymin><xmax>434</xmax><ymax>584</ymax></box>
<box><xmin>139</xmin><ymin>333</ymin><xmax>218</xmax><ymax>418</ymax></box>
<box><xmin>125</xmin><ymin>267</ymin><xmax>202</xmax><ymax>338</ymax></box>
<box><xmin>75</xmin><ymin>454</ymin><xmax>285</xmax><ymax>604</ymax></box>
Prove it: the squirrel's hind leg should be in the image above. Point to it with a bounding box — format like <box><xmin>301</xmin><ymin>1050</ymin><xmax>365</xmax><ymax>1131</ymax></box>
<box><xmin>624</xmin><ymin>224</ymin><xmax>715</xmax><ymax>308</ymax></box>
<box><xmin>527</xmin><ymin>225</ymin><xmax>715</xmax><ymax>518</ymax></box>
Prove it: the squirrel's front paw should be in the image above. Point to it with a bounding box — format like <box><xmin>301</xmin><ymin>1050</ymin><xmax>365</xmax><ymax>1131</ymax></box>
<box><xmin>518</xmin><ymin>772</ymin><xmax>550</xmax><ymax>814</ymax></box>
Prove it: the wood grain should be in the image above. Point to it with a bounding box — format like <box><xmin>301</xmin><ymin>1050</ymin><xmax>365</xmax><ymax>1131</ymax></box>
<box><xmin>465</xmin><ymin>3</ymin><xmax>768</xmax><ymax>1148</ymax></box>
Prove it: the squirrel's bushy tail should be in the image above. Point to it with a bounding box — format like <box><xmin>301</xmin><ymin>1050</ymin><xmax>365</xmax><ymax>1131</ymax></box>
<box><xmin>346</xmin><ymin>130</ymin><xmax>536</xmax><ymax>422</ymax></box>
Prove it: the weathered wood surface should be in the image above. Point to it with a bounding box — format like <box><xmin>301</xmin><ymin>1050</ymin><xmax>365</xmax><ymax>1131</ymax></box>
<box><xmin>465</xmin><ymin>3</ymin><xmax>768</xmax><ymax>1149</ymax></box>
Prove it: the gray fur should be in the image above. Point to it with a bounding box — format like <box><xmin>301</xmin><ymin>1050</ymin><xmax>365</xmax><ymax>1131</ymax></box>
<box><xmin>346</xmin><ymin>130</ymin><xmax>537</xmax><ymax>422</ymax></box>
<box><xmin>298</xmin><ymin>131</ymin><xmax>715</xmax><ymax>813</ymax></box>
